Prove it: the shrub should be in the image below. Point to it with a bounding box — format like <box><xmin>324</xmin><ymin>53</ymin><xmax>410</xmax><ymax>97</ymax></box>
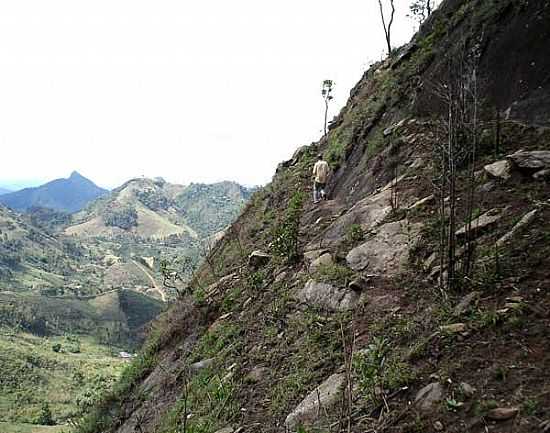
<box><xmin>345</xmin><ymin>224</ymin><xmax>365</xmax><ymax>245</ymax></box>
<box><xmin>271</xmin><ymin>191</ymin><xmax>305</xmax><ymax>263</ymax></box>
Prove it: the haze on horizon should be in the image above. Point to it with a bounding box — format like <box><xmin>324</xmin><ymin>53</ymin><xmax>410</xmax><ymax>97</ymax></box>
<box><xmin>0</xmin><ymin>0</ymin><xmax>423</xmax><ymax>190</ymax></box>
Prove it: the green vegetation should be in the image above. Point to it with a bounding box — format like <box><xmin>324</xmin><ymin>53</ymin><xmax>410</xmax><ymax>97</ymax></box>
<box><xmin>271</xmin><ymin>191</ymin><xmax>305</xmax><ymax>263</ymax></box>
<box><xmin>0</xmin><ymin>331</ymin><xmax>126</xmax><ymax>429</ymax></box>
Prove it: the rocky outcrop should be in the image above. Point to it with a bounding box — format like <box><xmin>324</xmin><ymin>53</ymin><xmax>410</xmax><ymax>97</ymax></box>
<box><xmin>346</xmin><ymin>220</ymin><xmax>423</xmax><ymax>274</ymax></box>
<box><xmin>297</xmin><ymin>279</ymin><xmax>361</xmax><ymax>311</ymax></box>
<box><xmin>456</xmin><ymin>208</ymin><xmax>505</xmax><ymax>238</ymax></box>
<box><xmin>507</xmin><ymin>150</ymin><xmax>550</xmax><ymax>171</ymax></box>
<box><xmin>309</xmin><ymin>253</ymin><xmax>334</xmax><ymax>272</ymax></box>
<box><xmin>285</xmin><ymin>373</ymin><xmax>345</xmax><ymax>431</ymax></box>
<box><xmin>484</xmin><ymin>160</ymin><xmax>512</xmax><ymax>180</ymax></box>
<box><xmin>496</xmin><ymin>209</ymin><xmax>538</xmax><ymax>247</ymax></box>
<box><xmin>307</xmin><ymin>189</ymin><xmax>393</xmax><ymax>250</ymax></box>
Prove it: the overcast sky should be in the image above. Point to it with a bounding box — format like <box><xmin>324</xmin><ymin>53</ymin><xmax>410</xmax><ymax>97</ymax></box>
<box><xmin>0</xmin><ymin>0</ymin><xmax>423</xmax><ymax>189</ymax></box>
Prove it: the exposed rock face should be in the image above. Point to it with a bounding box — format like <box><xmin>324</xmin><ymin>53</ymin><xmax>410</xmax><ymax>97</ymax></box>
<box><xmin>285</xmin><ymin>373</ymin><xmax>345</xmax><ymax>430</ymax></box>
<box><xmin>307</xmin><ymin>189</ymin><xmax>393</xmax><ymax>250</ymax></box>
<box><xmin>297</xmin><ymin>280</ymin><xmax>360</xmax><ymax>311</ymax></box>
<box><xmin>415</xmin><ymin>382</ymin><xmax>444</xmax><ymax>412</ymax></box>
<box><xmin>346</xmin><ymin>220</ymin><xmax>423</xmax><ymax>274</ymax></box>
<box><xmin>456</xmin><ymin>208</ymin><xmax>505</xmax><ymax>238</ymax></box>
<box><xmin>484</xmin><ymin>160</ymin><xmax>512</xmax><ymax>180</ymax></box>
<box><xmin>508</xmin><ymin>150</ymin><xmax>550</xmax><ymax>171</ymax></box>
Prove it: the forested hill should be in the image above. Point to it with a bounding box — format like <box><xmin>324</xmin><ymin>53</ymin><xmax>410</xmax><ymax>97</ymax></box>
<box><xmin>78</xmin><ymin>1</ymin><xmax>550</xmax><ymax>432</ymax></box>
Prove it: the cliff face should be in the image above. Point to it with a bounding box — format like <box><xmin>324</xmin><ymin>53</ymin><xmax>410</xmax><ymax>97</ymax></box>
<box><xmin>79</xmin><ymin>1</ymin><xmax>550</xmax><ymax>432</ymax></box>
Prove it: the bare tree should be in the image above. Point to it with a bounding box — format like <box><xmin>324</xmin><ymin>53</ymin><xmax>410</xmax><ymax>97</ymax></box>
<box><xmin>376</xmin><ymin>0</ymin><xmax>396</xmax><ymax>56</ymax></box>
<box><xmin>321</xmin><ymin>79</ymin><xmax>334</xmax><ymax>137</ymax></box>
<box><xmin>408</xmin><ymin>0</ymin><xmax>434</xmax><ymax>25</ymax></box>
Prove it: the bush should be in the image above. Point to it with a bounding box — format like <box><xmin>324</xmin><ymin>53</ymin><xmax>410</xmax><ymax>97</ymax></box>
<box><xmin>103</xmin><ymin>205</ymin><xmax>138</xmax><ymax>230</ymax></box>
<box><xmin>36</xmin><ymin>402</ymin><xmax>55</xmax><ymax>425</ymax></box>
<box><xmin>345</xmin><ymin>224</ymin><xmax>365</xmax><ymax>245</ymax></box>
<box><xmin>271</xmin><ymin>192</ymin><xmax>305</xmax><ymax>263</ymax></box>
<box><xmin>52</xmin><ymin>343</ymin><xmax>62</xmax><ymax>353</ymax></box>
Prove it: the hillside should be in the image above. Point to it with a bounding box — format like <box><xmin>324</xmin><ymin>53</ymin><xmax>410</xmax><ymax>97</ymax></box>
<box><xmin>67</xmin><ymin>178</ymin><xmax>254</xmax><ymax>240</ymax></box>
<box><xmin>77</xmin><ymin>1</ymin><xmax>550</xmax><ymax>433</ymax></box>
<box><xmin>0</xmin><ymin>172</ymin><xmax>107</xmax><ymax>213</ymax></box>
<box><xmin>0</xmin><ymin>187</ymin><xmax>12</xmax><ymax>196</ymax></box>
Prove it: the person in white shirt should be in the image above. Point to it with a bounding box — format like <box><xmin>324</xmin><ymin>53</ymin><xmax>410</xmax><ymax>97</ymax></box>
<box><xmin>312</xmin><ymin>154</ymin><xmax>330</xmax><ymax>204</ymax></box>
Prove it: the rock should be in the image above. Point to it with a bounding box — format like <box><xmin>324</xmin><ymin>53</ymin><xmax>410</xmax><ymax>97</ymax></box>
<box><xmin>434</xmin><ymin>421</ymin><xmax>444</xmax><ymax>431</ymax></box>
<box><xmin>454</xmin><ymin>292</ymin><xmax>480</xmax><ymax>316</ymax></box>
<box><xmin>274</xmin><ymin>271</ymin><xmax>288</xmax><ymax>283</ymax></box>
<box><xmin>460</xmin><ymin>382</ymin><xmax>476</xmax><ymax>398</ymax></box>
<box><xmin>346</xmin><ymin>220</ymin><xmax>423</xmax><ymax>275</ymax></box>
<box><xmin>456</xmin><ymin>208</ymin><xmax>505</xmax><ymax>238</ymax></box>
<box><xmin>423</xmin><ymin>252</ymin><xmax>438</xmax><ymax>271</ymax></box>
<box><xmin>309</xmin><ymin>253</ymin><xmax>333</xmax><ymax>272</ymax></box>
<box><xmin>484</xmin><ymin>160</ymin><xmax>512</xmax><ymax>180</ymax></box>
<box><xmin>306</xmin><ymin>189</ymin><xmax>394</xmax><ymax>250</ymax></box>
<box><xmin>348</xmin><ymin>276</ymin><xmax>368</xmax><ymax>292</ymax></box>
<box><xmin>486</xmin><ymin>407</ymin><xmax>519</xmax><ymax>421</ymax></box>
<box><xmin>409</xmin><ymin>194</ymin><xmax>434</xmax><ymax>210</ymax></box>
<box><xmin>304</xmin><ymin>249</ymin><xmax>329</xmax><ymax>262</ymax></box>
<box><xmin>380</xmin><ymin>173</ymin><xmax>408</xmax><ymax>192</ymax></box>
<box><xmin>214</xmin><ymin>428</ymin><xmax>234</xmax><ymax>433</ymax></box>
<box><xmin>190</xmin><ymin>358</ymin><xmax>215</xmax><ymax>371</ymax></box>
<box><xmin>296</xmin><ymin>280</ymin><xmax>360</xmax><ymax>311</ymax></box>
<box><xmin>248</xmin><ymin>250</ymin><xmax>271</xmax><ymax>268</ymax></box>
<box><xmin>496</xmin><ymin>209</ymin><xmax>538</xmax><ymax>247</ymax></box>
<box><xmin>245</xmin><ymin>366</ymin><xmax>269</xmax><ymax>383</ymax></box>
<box><xmin>440</xmin><ymin>323</ymin><xmax>466</xmax><ymax>334</ymax></box>
<box><xmin>478</xmin><ymin>181</ymin><xmax>496</xmax><ymax>193</ymax></box>
<box><xmin>533</xmin><ymin>168</ymin><xmax>550</xmax><ymax>180</ymax></box>
<box><xmin>206</xmin><ymin>272</ymin><xmax>239</xmax><ymax>297</ymax></box>
<box><xmin>285</xmin><ymin>373</ymin><xmax>345</xmax><ymax>430</ymax></box>
<box><xmin>507</xmin><ymin>150</ymin><xmax>550</xmax><ymax>171</ymax></box>
<box><xmin>540</xmin><ymin>420</ymin><xmax>550</xmax><ymax>433</ymax></box>
<box><xmin>409</xmin><ymin>157</ymin><xmax>425</xmax><ymax>169</ymax></box>
<box><xmin>415</xmin><ymin>382</ymin><xmax>444</xmax><ymax>412</ymax></box>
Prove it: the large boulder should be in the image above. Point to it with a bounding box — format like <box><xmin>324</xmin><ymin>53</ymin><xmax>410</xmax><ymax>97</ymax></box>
<box><xmin>285</xmin><ymin>373</ymin><xmax>345</xmax><ymax>431</ymax></box>
<box><xmin>507</xmin><ymin>150</ymin><xmax>550</xmax><ymax>171</ymax></box>
<box><xmin>297</xmin><ymin>280</ymin><xmax>360</xmax><ymax>311</ymax></box>
<box><xmin>346</xmin><ymin>220</ymin><xmax>423</xmax><ymax>275</ymax></box>
<box><xmin>484</xmin><ymin>160</ymin><xmax>512</xmax><ymax>180</ymax></box>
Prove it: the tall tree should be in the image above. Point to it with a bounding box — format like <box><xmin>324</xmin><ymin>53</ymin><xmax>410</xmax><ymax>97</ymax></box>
<box><xmin>321</xmin><ymin>79</ymin><xmax>334</xmax><ymax>137</ymax></box>
<box><xmin>376</xmin><ymin>0</ymin><xmax>396</xmax><ymax>56</ymax></box>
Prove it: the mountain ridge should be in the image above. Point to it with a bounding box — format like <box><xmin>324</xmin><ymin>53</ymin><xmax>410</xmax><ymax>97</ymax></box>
<box><xmin>0</xmin><ymin>171</ymin><xmax>108</xmax><ymax>213</ymax></box>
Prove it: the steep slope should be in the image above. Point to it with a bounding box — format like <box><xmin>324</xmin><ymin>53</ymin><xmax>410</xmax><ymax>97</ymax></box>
<box><xmin>78</xmin><ymin>1</ymin><xmax>550</xmax><ymax>433</ymax></box>
<box><xmin>0</xmin><ymin>171</ymin><xmax>108</xmax><ymax>213</ymax></box>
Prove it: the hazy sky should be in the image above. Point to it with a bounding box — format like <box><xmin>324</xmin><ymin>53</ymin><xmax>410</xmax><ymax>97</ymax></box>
<box><xmin>0</xmin><ymin>0</ymin><xmax>423</xmax><ymax>189</ymax></box>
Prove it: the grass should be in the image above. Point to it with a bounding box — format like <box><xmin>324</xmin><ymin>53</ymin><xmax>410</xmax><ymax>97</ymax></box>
<box><xmin>0</xmin><ymin>330</ymin><xmax>126</xmax><ymax>429</ymax></box>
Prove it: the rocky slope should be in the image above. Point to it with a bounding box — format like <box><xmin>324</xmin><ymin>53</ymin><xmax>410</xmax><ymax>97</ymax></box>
<box><xmin>0</xmin><ymin>171</ymin><xmax>108</xmax><ymax>213</ymax></box>
<box><xmin>78</xmin><ymin>1</ymin><xmax>550</xmax><ymax>433</ymax></box>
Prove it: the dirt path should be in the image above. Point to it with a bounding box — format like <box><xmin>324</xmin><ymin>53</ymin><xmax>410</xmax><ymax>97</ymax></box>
<box><xmin>131</xmin><ymin>259</ymin><xmax>167</xmax><ymax>302</ymax></box>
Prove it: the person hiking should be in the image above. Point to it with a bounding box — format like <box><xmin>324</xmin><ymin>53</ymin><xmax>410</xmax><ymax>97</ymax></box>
<box><xmin>312</xmin><ymin>154</ymin><xmax>330</xmax><ymax>203</ymax></box>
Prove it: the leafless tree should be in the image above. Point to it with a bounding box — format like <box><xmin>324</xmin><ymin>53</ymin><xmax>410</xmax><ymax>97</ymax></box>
<box><xmin>376</xmin><ymin>0</ymin><xmax>396</xmax><ymax>56</ymax></box>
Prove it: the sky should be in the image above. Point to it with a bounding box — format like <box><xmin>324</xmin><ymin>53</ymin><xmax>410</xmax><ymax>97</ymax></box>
<box><xmin>0</xmin><ymin>0</ymin><xmax>424</xmax><ymax>189</ymax></box>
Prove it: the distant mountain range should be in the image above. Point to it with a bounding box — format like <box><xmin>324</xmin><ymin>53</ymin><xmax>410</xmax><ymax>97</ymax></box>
<box><xmin>0</xmin><ymin>187</ymin><xmax>12</xmax><ymax>195</ymax></box>
<box><xmin>0</xmin><ymin>171</ymin><xmax>108</xmax><ymax>213</ymax></box>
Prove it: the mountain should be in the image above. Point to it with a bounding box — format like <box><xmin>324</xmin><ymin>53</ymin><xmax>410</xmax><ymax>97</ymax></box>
<box><xmin>66</xmin><ymin>178</ymin><xmax>254</xmax><ymax>240</ymax></box>
<box><xmin>0</xmin><ymin>171</ymin><xmax>108</xmax><ymax>213</ymax></box>
<box><xmin>0</xmin><ymin>187</ymin><xmax>11</xmax><ymax>196</ymax></box>
<box><xmin>78</xmin><ymin>1</ymin><xmax>550</xmax><ymax>433</ymax></box>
